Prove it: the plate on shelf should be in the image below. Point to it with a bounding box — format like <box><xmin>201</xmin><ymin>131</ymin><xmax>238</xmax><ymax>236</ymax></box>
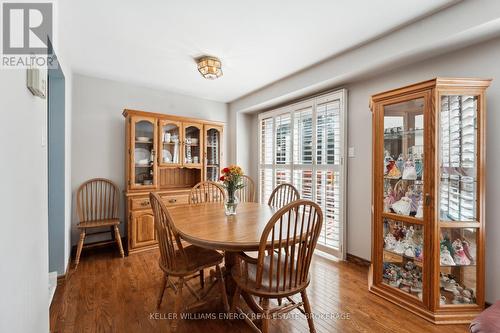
<box><xmin>136</xmin><ymin>136</ymin><xmax>151</xmax><ymax>143</ymax></box>
<box><xmin>135</xmin><ymin>148</ymin><xmax>150</xmax><ymax>163</ymax></box>
<box><xmin>162</xmin><ymin>149</ymin><xmax>172</xmax><ymax>163</ymax></box>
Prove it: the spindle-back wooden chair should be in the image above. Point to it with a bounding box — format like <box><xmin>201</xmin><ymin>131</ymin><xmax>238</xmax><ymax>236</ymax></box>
<box><xmin>75</xmin><ymin>178</ymin><xmax>124</xmax><ymax>268</ymax></box>
<box><xmin>150</xmin><ymin>192</ymin><xmax>229</xmax><ymax>332</ymax></box>
<box><xmin>188</xmin><ymin>181</ymin><xmax>226</xmax><ymax>204</ymax></box>
<box><xmin>231</xmin><ymin>199</ymin><xmax>323</xmax><ymax>333</ymax></box>
<box><xmin>267</xmin><ymin>183</ymin><xmax>300</xmax><ymax>209</ymax></box>
<box><xmin>236</xmin><ymin>175</ymin><xmax>256</xmax><ymax>203</ymax></box>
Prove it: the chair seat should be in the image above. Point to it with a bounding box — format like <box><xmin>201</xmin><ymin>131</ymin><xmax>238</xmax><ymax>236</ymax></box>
<box><xmin>232</xmin><ymin>253</ymin><xmax>309</xmax><ymax>298</ymax></box>
<box><xmin>77</xmin><ymin>219</ymin><xmax>120</xmax><ymax>228</ymax></box>
<box><xmin>161</xmin><ymin>245</ymin><xmax>224</xmax><ymax>276</ymax></box>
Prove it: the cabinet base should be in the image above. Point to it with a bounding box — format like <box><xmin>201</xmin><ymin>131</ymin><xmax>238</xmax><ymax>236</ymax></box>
<box><xmin>127</xmin><ymin>244</ymin><xmax>158</xmax><ymax>255</ymax></box>
<box><xmin>370</xmin><ymin>284</ymin><xmax>481</xmax><ymax>324</ymax></box>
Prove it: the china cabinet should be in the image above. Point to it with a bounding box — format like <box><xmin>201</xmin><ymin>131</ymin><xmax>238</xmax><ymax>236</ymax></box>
<box><xmin>204</xmin><ymin>124</ymin><xmax>223</xmax><ymax>182</ymax></box>
<box><xmin>369</xmin><ymin>78</ymin><xmax>491</xmax><ymax>324</ymax></box>
<box><xmin>124</xmin><ymin>109</ymin><xmax>224</xmax><ymax>253</ymax></box>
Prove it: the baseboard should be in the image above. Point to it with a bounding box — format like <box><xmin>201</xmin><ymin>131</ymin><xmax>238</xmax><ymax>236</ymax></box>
<box><xmin>346</xmin><ymin>253</ymin><xmax>371</xmax><ymax>267</ymax></box>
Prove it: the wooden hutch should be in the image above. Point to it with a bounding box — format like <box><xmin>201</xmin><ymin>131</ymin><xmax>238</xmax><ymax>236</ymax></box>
<box><xmin>123</xmin><ymin>109</ymin><xmax>224</xmax><ymax>254</ymax></box>
<box><xmin>369</xmin><ymin>78</ymin><xmax>491</xmax><ymax>324</ymax></box>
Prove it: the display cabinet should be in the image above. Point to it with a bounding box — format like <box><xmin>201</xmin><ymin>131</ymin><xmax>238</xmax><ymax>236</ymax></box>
<box><xmin>369</xmin><ymin>78</ymin><xmax>491</xmax><ymax>324</ymax></box>
<box><xmin>129</xmin><ymin>116</ymin><xmax>158</xmax><ymax>189</ymax></box>
<box><xmin>204</xmin><ymin>124</ymin><xmax>223</xmax><ymax>182</ymax></box>
<box><xmin>123</xmin><ymin>109</ymin><xmax>224</xmax><ymax>253</ymax></box>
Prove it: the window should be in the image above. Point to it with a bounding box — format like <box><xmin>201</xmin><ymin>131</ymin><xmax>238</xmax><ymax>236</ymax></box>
<box><xmin>258</xmin><ymin>89</ymin><xmax>347</xmax><ymax>258</ymax></box>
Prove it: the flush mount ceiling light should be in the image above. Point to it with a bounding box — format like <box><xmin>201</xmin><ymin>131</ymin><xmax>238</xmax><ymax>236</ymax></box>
<box><xmin>197</xmin><ymin>56</ymin><xmax>223</xmax><ymax>80</ymax></box>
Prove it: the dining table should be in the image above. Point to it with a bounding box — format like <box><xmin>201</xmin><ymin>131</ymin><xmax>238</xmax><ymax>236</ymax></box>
<box><xmin>166</xmin><ymin>201</ymin><xmax>278</xmax><ymax>311</ymax></box>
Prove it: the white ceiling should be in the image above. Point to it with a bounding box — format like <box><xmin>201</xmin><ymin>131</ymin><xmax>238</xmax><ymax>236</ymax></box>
<box><xmin>60</xmin><ymin>0</ymin><xmax>456</xmax><ymax>103</ymax></box>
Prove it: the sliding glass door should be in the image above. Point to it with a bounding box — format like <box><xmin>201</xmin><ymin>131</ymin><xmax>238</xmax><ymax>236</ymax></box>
<box><xmin>258</xmin><ymin>90</ymin><xmax>347</xmax><ymax>258</ymax></box>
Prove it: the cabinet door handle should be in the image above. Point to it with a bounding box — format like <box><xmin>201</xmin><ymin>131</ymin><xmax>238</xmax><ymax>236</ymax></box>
<box><xmin>425</xmin><ymin>193</ymin><xmax>431</xmax><ymax>206</ymax></box>
<box><xmin>168</xmin><ymin>199</ymin><xmax>177</xmax><ymax>203</ymax></box>
<box><xmin>140</xmin><ymin>201</ymin><xmax>149</xmax><ymax>206</ymax></box>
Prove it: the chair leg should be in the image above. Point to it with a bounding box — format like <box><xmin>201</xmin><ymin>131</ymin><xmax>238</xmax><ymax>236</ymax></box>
<box><xmin>199</xmin><ymin>269</ymin><xmax>205</xmax><ymax>289</ymax></box>
<box><xmin>231</xmin><ymin>286</ymin><xmax>241</xmax><ymax>313</ymax></box>
<box><xmin>75</xmin><ymin>230</ymin><xmax>86</xmax><ymax>268</ymax></box>
<box><xmin>301</xmin><ymin>289</ymin><xmax>316</xmax><ymax>333</ymax></box>
<box><xmin>261</xmin><ymin>298</ymin><xmax>270</xmax><ymax>333</ymax></box>
<box><xmin>114</xmin><ymin>225</ymin><xmax>125</xmax><ymax>258</ymax></box>
<box><xmin>157</xmin><ymin>273</ymin><xmax>168</xmax><ymax>309</ymax></box>
<box><xmin>172</xmin><ymin>278</ymin><xmax>184</xmax><ymax>332</ymax></box>
<box><xmin>215</xmin><ymin>265</ymin><xmax>229</xmax><ymax>313</ymax></box>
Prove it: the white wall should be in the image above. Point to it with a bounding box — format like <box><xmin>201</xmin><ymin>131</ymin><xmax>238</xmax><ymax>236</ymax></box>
<box><xmin>235</xmin><ymin>112</ymin><xmax>259</xmax><ymax>181</ymax></box>
<box><xmin>234</xmin><ymin>37</ymin><xmax>500</xmax><ymax>303</ymax></box>
<box><xmin>71</xmin><ymin>74</ymin><xmax>228</xmax><ymax>243</ymax></box>
<box><xmin>0</xmin><ymin>71</ymin><xmax>49</xmax><ymax>331</ymax></box>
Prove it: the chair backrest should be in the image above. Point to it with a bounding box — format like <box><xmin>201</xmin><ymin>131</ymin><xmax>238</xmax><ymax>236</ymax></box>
<box><xmin>189</xmin><ymin>181</ymin><xmax>226</xmax><ymax>204</ymax></box>
<box><xmin>256</xmin><ymin>200</ymin><xmax>323</xmax><ymax>292</ymax></box>
<box><xmin>150</xmin><ymin>192</ymin><xmax>186</xmax><ymax>272</ymax></box>
<box><xmin>268</xmin><ymin>183</ymin><xmax>300</xmax><ymax>208</ymax></box>
<box><xmin>76</xmin><ymin>178</ymin><xmax>119</xmax><ymax>223</ymax></box>
<box><xmin>236</xmin><ymin>175</ymin><xmax>256</xmax><ymax>203</ymax></box>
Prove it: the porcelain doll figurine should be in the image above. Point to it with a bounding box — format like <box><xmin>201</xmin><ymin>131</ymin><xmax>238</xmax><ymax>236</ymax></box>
<box><xmin>384</xmin><ymin>151</ymin><xmax>393</xmax><ymax>175</ymax></box>
<box><xmin>396</xmin><ymin>154</ymin><xmax>405</xmax><ymax>173</ymax></box>
<box><xmin>384</xmin><ymin>187</ymin><xmax>396</xmax><ymax>212</ymax></box>
<box><xmin>415</xmin><ymin>198</ymin><xmax>424</xmax><ymax>218</ymax></box>
<box><xmin>386</xmin><ymin>160</ymin><xmax>401</xmax><ymax>179</ymax></box>
<box><xmin>414</xmin><ymin>158</ymin><xmax>423</xmax><ymax>179</ymax></box>
<box><xmin>440</xmin><ymin>245</ymin><xmax>456</xmax><ymax>266</ymax></box>
<box><xmin>462</xmin><ymin>239</ymin><xmax>475</xmax><ymax>264</ymax></box>
<box><xmin>402</xmin><ymin>158</ymin><xmax>417</xmax><ymax>180</ymax></box>
<box><xmin>391</xmin><ymin>194</ymin><xmax>412</xmax><ymax>216</ymax></box>
<box><xmin>384</xmin><ymin>233</ymin><xmax>397</xmax><ymax>250</ymax></box>
<box><xmin>452</xmin><ymin>239</ymin><xmax>471</xmax><ymax>265</ymax></box>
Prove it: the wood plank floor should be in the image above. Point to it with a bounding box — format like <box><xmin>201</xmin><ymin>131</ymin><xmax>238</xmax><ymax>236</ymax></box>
<box><xmin>50</xmin><ymin>247</ymin><xmax>469</xmax><ymax>333</ymax></box>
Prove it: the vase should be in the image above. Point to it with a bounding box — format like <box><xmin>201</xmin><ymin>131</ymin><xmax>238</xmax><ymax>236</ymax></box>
<box><xmin>224</xmin><ymin>195</ymin><xmax>239</xmax><ymax>216</ymax></box>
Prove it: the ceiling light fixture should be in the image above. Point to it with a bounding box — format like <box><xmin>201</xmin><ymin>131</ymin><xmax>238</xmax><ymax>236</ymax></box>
<box><xmin>197</xmin><ymin>56</ymin><xmax>222</xmax><ymax>80</ymax></box>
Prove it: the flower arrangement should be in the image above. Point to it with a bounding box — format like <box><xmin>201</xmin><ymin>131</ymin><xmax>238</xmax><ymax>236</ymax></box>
<box><xmin>220</xmin><ymin>165</ymin><xmax>245</xmax><ymax>204</ymax></box>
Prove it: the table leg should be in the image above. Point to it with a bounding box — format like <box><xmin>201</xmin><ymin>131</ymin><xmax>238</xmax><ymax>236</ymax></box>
<box><xmin>223</xmin><ymin>251</ymin><xmax>237</xmax><ymax>297</ymax></box>
<box><xmin>223</xmin><ymin>251</ymin><xmax>261</xmax><ymax>314</ymax></box>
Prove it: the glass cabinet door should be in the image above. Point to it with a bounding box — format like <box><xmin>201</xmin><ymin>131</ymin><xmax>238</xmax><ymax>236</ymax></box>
<box><xmin>205</xmin><ymin>125</ymin><xmax>222</xmax><ymax>182</ymax></box>
<box><xmin>381</xmin><ymin>97</ymin><xmax>426</xmax><ymax>301</ymax></box>
<box><xmin>183</xmin><ymin>123</ymin><xmax>203</xmax><ymax>167</ymax></box>
<box><xmin>438</xmin><ymin>94</ymin><xmax>479</xmax><ymax>306</ymax></box>
<box><xmin>130</xmin><ymin>117</ymin><xmax>157</xmax><ymax>188</ymax></box>
<box><xmin>159</xmin><ymin>120</ymin><xmax>182</xmax><ymax>166</ymax></box>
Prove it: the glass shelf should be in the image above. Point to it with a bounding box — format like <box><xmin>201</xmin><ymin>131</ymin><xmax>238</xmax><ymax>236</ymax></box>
<box><xmin>205</xmin><ymin>127</ymin><xmax>221</xmax><ymax>181</ymax></box>
<box><xmin>133</xmin><ymin>119</ymin><xmax>155</xmax><ymax>186</ymax></box>
<box><xmin>383</xmin><ymin>98</ymin><xmax>425</xmax><ymax>219</ymax></box>
<box><xmin>439</xmin><ymin>227</ymin><xmax>477</xmax><ymax>306</ymax></box>
<box><xmin>160</xmin><ymin>122</ymin><xmax>181</xmax><ymax>165</ymax></box>
<box><xmin>382</xmin><ymin>218</ymin><xmax>424</xmax><ymax>300</ymax></box>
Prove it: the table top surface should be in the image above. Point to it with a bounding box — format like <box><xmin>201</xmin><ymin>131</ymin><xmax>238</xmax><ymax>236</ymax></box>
<box><xmin>167</xmin><ymin>202</ymin><xmax>278</xmax><ymax>252</ymax></box>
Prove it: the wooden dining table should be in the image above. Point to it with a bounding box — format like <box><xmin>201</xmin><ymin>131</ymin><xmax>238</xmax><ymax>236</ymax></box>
<box><xmin>166</xmin><ymin>201</ymin><xmax>278</xmax><ymax>309</ymax></box>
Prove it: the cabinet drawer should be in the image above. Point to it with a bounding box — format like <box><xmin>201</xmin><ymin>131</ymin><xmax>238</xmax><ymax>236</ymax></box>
<box><xmin>130</xmin><ymin>197</ymin><xmax>151</xmax><ymax>210</ymax></box>
<box><xmin>161</xmin><ymin>194</ymin><xmax>189</xmax><ymax>206</ymax></box>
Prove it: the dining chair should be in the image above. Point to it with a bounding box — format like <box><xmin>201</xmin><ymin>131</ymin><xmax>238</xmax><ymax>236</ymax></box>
<box><xmin>268</xmin><ymin>183</ymin><xmax>300</xmax><ymax>208</ymax></box>
<box><xmin>150</xmin><ymin>192</ymin><xmax>229</xmax><ymax>332</ymax></box>
<box><xmin>75</xmin><ymin>178</ymin><xmax>125</xmax><ymax>268</ymax></box>
<box><xmin>188</xmin><ymin>181</ymin><xmax>226</xmax><ymax>204</ymax></box>
<box><xmin>236</xmin><ymin>175</ymin><xmax>256</xmax><ymax>203</ymax></box>
<box><xmin>231</xmin><ymin>199</ymin><xmax>323</xmax><ymax>333</ymax></box>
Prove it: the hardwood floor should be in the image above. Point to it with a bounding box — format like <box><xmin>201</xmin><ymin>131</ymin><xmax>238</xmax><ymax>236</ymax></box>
<box><xmin>50</xmin><ymin>247</ymin><xmax>469</xmax><ymax>333</ymax></box>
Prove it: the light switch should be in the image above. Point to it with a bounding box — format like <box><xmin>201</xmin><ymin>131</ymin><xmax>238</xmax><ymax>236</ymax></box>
<box><xmin>348</xmin><ymin>147</ymin><xmax>355</xmax><ymax>158</ymax></box>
